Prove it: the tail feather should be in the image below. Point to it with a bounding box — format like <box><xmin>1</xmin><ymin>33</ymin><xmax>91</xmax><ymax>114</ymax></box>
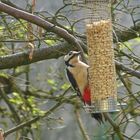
<box><xmin>91</xmin><ymin>113</ymin><xmax>103</xmax><ymax>124</ymax></box>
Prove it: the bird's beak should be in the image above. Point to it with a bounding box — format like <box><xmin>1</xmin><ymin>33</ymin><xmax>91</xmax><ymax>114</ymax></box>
<box><xmin>75</xmin><ymin>51</ymin><xmax>81</xmax><ymax>56</ymax></box>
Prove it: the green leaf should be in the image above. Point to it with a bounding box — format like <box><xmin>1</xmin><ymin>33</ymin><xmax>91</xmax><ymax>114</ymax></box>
<box><xmin>44</xmin><ymin>39</ymin><xmax>56</xmax><ymax>46</ymax></box>
<box><xmin>61</xmin><ymin>83</ymin><xmax>70</xmax><ymax>90</ymax></box>
<box><xmin>47</xmin><ymin>79</ymin><xmax>56</xmax><ymax>86</ymax></box>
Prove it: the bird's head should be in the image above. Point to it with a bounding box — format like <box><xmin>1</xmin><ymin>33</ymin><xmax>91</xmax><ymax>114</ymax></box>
<box><xmin>64</xmin><ymin>51</ymin><xmax>81</xmax><ymax>66</ymax></box>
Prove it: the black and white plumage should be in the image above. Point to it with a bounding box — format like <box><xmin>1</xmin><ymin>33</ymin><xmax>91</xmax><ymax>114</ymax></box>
<box><xmin>64</xmin><ymin>51</ymin><xmax>103</xmax><ymax>123</ymax></box>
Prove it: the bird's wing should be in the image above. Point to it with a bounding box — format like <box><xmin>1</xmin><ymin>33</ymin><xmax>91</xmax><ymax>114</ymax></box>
<box><xmin>65</xmin><ymin>68</ymin><xmax>81</xmax><ymax>97</ymax></box>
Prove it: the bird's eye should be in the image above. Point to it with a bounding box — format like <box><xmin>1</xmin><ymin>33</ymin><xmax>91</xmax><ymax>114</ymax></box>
<box><xmin>69</xmin><ymin>51</ymin><xmax>73</xmax><ymax>56</ymax></box>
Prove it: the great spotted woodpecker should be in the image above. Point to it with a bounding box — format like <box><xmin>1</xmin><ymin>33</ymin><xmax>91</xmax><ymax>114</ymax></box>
<box><xmin>64</xmin><ymin>51</ymin><xmax>103</xmax><ymax>123</ymax></box>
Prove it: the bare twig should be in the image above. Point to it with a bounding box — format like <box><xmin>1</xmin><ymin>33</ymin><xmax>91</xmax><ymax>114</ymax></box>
<box><xmin>122</xmin><ymin>133</ymin><xmax>135</xmax><ymax>140</ymax></box>
<box><xmin>117</xmin><ymin>71</ymin><xmax>140</xmax><ymax>104</ymax></box>
<box><xmin>4</xmin><ymin>100</ymin><xmax>64</xmax><ymax>137</ymax></box>
<box><xmin>0</xmin><ymin>87</ymin><xmax>20</xmax><ymax>123</ymax></box>
<box><xmin>0</xmin><ymin>2</ymin><xmax>84</xmax><ymax>55</ymax></box>
<box><xmin>103</xmin><ymin>113</ymin><xmax>124</xmax><ymax>140</ymax></box>
<box><xmin>28</xmin><ymin>90</ymin><xmax>77</xmax><ymax>105</ymax></box>
<box><xmin>115</xmin><ymin>60</ymin><xmax>140</xmax><ymax>79</ymax></box>
<box><xmin>113</xmin><ymin>22</ymin><xmax>140</xmax><ymax>42</ymax></box>
<box><xmin>75</xmin><ymin>107</ymin><xmax>90</xmax><ymax>140</ymax></box>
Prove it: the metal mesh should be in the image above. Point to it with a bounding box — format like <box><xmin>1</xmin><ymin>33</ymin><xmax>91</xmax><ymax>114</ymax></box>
<box><xmin>64</xmin><ymin>0</ymin><xmax>118</xmax><ymax>113</ymax></box>
<box><xmin>86</xmin><ymin>20</ymin><xmax>117</xmax><ymax>112</ymax></box>
<box><xmin>94</xmin><ymin>97</ymin><xmax>118</xmax><ymax>112</ymax></box>
<box><xmin>64</xmin><ymin>0</ymin><xmax>111</xmax><ymax>21</ymax></box>
<box><xmin>64</xmin><ymin>0</ymin><xmax>85</xmax><ymax>5</ymax></box>
<box><xmin>85</xmin><ymin>0</ymin><xmax>117</xmax><ymax>113</ymax></box>
<box><xmin>85</xmin><ymin>0</ymin><xmax>111</xmax><ymax>22</ymax></box>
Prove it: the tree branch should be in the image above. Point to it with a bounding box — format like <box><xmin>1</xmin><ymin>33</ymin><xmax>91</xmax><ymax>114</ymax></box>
<box><xmin>1</xmin><ymin>1</ymin><xmax>140</xmax><ymax>43</ymax></box>
<box><xmin>103</xmin><ymin>113</ymin><xmax>124</xmax><ymax>140</ymax></box>
<box><xmin>0</xmin><ymin>42</ymin><xmax>75</xmax><ymax>69</ymax></box>
<box><xmin>0</xmin><ymin>2</ymin><xmax>83</xmax><ymax>52</ymax></box>
<box><xmin>113</xmin><ymin>23</ymin><xmax>140</xmax><ymax>42</ymax></box>
<box><xmin>0</xmin><ymin>88</ymin><xmax>20</xmax><ymax>123</ymax></box>
<box><xmin>0</xmin><ymin>2</ymin><xmax>140</xmax><ymax>79</ymax></box>
<box><xmin>115</xmin><ymin>60</ymin><xmax>140</xmax><ymax>79</ymax></box>
<box><xmin>0</xmin><ymin>43</ymin><xmax>140</xmax><ymax>79</ymax></box>
<box><xmin>4</xmin><ymin>100</ymin><xmax>65</xmax><ymax>137</ymax></box>
<box><xmin>75</xmin><ymin>107</ymin><xmax>90</xmax><ymax>140</ymax></box>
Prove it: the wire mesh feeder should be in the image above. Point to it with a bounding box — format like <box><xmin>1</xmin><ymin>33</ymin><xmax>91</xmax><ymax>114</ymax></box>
<box><xmin>64</xmin><ymin>0</ymin><xmax>126</xmax><ymax>113</ymax></box>
<box><xmin>85</xmin><ymin>0</ymin><xmax>118</xmax><ymax>113</ymax></box>
<box><xmin>84</xmin><ymin>0</ymin><xmax>119</xmax><ymax>113</ymax></box>
<box><xmin>86</xmin><ymin>21</ymin><xmax>119</xmax><ymax>113</ymax></box>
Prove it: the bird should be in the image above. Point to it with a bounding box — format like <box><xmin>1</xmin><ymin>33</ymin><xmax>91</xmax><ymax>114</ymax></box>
<box><xmin>64</xmin><ymin>51</ymin><xmax>103</xmax><ymax>123</ymax></box>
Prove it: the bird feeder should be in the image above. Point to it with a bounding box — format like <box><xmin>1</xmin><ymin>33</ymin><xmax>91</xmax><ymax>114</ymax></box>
<box><xmin>83</xmin><ymin>0</ymin><xmax>118</xmax><ymax>113</ymax></box>
<box><xmin>64</xmin><ymin>0</ymin><xmax>118</xmax><ymax>113</ymax></box>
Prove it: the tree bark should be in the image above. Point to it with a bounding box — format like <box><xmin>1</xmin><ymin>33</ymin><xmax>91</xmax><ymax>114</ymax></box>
<box><xmin>0</xmin><ymin>42</ymin><xmax>76</xmax><ymax>69</ymax></box>
<box><xmin>0</xmin><ymin>42</ymin><xmax>140</xmax><ymax>79</ymax></box>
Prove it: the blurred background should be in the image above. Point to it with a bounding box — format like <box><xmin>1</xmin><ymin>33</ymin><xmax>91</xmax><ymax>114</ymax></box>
<box><xmin>0</xmin><ymin>0</ymin><xmax>140</xmax><ymax>140</ymax></box>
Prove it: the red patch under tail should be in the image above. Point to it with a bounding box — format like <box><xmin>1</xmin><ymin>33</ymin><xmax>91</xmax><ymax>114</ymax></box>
<box><xmin>83</xmin><ymin>85</ymin><xmax>104</xmax><ymax>123</ymax></box>
<box><xmin>83</xmin><ymin>85</ymin><xmax>91</xmax><ymax>104</ymax></box>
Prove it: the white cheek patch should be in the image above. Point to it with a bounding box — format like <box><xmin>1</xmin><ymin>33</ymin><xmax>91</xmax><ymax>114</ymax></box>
<box><xmin>64</xmin><ymin>55</ymin><xmax>69</xmax><ymax>62</ymax></box>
